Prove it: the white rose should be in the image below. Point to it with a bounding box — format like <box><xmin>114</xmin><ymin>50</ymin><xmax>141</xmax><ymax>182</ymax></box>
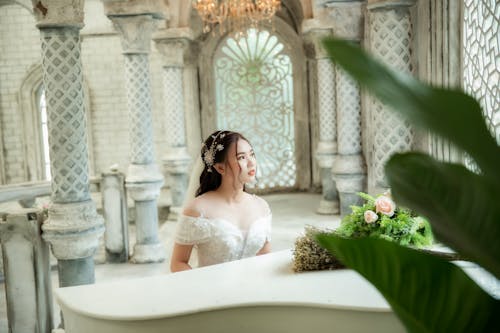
<box><xmin>364</xmin><ymin>210</ymin><xmax>379</xmax><ymax>223</ymax></box>
<box><xmin>375</xmin><ymin>196</ymin><xmax>396</xmax><ymax>217</ymax></box>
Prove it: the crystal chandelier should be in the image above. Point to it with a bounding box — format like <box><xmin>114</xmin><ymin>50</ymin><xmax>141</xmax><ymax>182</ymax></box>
<box><xmin>193</xmin><ymin>0</ymin><xmax>281</xmax><ymax>35</ymax></box>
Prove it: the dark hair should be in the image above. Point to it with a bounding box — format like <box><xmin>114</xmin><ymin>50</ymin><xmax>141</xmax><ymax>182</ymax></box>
<box><xmin>196</xmin><ymin>130</ymin><xmax>252</xmax><ymax>196</ymax></box>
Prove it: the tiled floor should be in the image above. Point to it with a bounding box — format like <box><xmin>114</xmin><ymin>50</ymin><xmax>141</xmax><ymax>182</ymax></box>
<box><xmin>0</xmin><ymin>192</ymin><xmax>340</xmax><ymax>330</ymax></box>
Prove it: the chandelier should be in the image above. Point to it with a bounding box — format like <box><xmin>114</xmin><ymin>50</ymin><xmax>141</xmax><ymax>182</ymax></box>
<box><xmin>193</xmin><ymin>0</ymin><xmax>281</xmax><ymax>35</ymax></box>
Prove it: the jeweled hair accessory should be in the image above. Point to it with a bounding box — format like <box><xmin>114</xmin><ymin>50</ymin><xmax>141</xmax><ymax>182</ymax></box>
<box><xmin>202</xmin><ymin>131</ymin><xmax>225</xmax><ymax>172</ymax></box>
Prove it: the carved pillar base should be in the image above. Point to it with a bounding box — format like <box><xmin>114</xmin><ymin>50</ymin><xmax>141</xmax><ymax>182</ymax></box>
<box><xmin>126</xmin><ymin>164</ymin><xmax>165</xmax><ymax>263</ymax></box>
<box><xmin>163</xmin><ymin>147</ymin><xmax>191</xmax><ymax>221</ymax></box>
<box><xmin>42</xmin><ymin>200</ymin><xmax>104</xmax><ymax>284</ymax></box>
<box><xmin>333</xmin><ymin>155</ymin><xmax>365</xmax><ymax>217</ymax></box>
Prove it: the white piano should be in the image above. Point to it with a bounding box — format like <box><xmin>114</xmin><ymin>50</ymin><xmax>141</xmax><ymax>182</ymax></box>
<box><xmin>55</xmin><ymin>250</ymin><xmax>405</xmax><ymax>333</ymax></box>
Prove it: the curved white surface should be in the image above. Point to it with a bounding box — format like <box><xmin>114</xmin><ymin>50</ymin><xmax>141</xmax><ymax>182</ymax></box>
<box><xmin>55</xmin><ymin>250</ymin><xmax>406</xmax><ymax>333</ymax></box>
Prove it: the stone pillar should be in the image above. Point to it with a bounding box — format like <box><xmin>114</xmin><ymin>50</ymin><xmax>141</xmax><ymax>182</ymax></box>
<box><xmin>154</xmin><ymin>28</ymin><xmax>194</xmax><ymax>221</ymax></box>
<box><xmin>304</xmin><ymin>3</ymin><xmax>366</xmax><ymax>215</ymax></box>
<box><xmin>316</xmin><ymin>57</ymin><xmax>340</xmax><ymax>214</ymax></box>
<box><xmin>106</xmin><ymin>12</ymin><xmax>166</xmax><ymax>263</ymax></box>
<box><xmin>304</xmin><ymin>29</ymin><xmax>340</xmax><ymax>215</ymax></box>
<box><xmin>32</xmin><ymin>0</ymin><xmax>104</xmax><ymax>287</ymax></box>
<box><xmin>366</xmin><ymin>0</ymin><xmax>416</xmax><ymax>194</ymax></box>
<box><xmin>333</xmin><ymin>66</ymin><xmax>365</xmax><ymax>216</ymax></box>
<box><xmin>0</xmin><ymin>210</ymin><xmax>53</xmax><ymax>333</ymax></box>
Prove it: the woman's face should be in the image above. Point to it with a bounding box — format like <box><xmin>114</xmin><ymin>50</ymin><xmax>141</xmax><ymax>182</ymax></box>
<box><xmin>226</xmin><ymin>139</ymin><xmax>257</xmax><ymax>184</ymax></box>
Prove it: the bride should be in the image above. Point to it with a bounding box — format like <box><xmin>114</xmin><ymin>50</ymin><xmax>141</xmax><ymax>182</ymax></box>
<box><xmin>170</xmin><ymin>130</ymin><xmax>272</xmax><ymax>272</ymax></box>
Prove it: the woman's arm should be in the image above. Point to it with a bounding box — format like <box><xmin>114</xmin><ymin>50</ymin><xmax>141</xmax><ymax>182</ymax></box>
<box><xmin>170</xmin><ymin>243</ymin><xmax>194</xmax><ymax>272</ymax></box>
<box><xmin>257</xmin><ymin>241</ymin><xmax>271</xmax><ymax>255</ymax></box>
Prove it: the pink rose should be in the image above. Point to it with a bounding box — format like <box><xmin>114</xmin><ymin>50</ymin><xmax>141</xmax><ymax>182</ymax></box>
<box><xmin>375</xmin><ymin>195</ymin><xmax>396</xmax><ymax>217</ymax></box>
<box><xmin>364</xmin><ymin>210</ymin><xmax>378</xmax><ymax>223</ymax></box>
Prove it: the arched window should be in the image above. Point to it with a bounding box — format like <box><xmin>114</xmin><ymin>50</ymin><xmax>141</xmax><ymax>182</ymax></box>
<box><xmin>462</xmin><ymin>0</ymin><xmax>499</xmax><ymax>170</ymax></box>
<box><xmin>37</xmin><ymin>87</ymin><xmax>51</xmax><ymax>180</ymax></box>
<box><xmin>463</xmin><ymin>0</ymin><xmax>499</xmax><ymax>142</ymax></box>
<box><xmin>18</xmin><ymin>64</ymin><xmax>94</xmax><ymax>182</ymax></box>
<box><xmin>214</xmin><ymin>28</ymin><xmax>296</xmax><ymax>190</ymax></box>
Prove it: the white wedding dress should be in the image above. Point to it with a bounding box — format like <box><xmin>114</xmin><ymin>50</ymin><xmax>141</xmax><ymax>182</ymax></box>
<box><xmin>174</xmin><ymin>212</ymin><xmax>272</xmax><ymax>267</ymax></box>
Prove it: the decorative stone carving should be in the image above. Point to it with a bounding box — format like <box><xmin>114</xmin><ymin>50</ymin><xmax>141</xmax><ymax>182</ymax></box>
<box><xmin>102</xmin><ymin>0</ymin><xmax>167</xmax><ymax>20</ymax></box>
<box><xmin>40</xmin><ymin>29</ymin><xmax>91</xmax><ymax>203</ymax></box>
<box><xmin>110</xmin><ymin>15</ymin><xmax>158</xmax><ymax>54</ymax></box>
<box><xmin>32</xmin><ymin>0</ymin><xmax>84</xmax><ymax>28</ymax></box>
<box><xmin>366</xmin><ymin>0</ymin><xmax>415</xmax><ymax>194</ymax></box>
<box><xmin>302</xmin><ymin>2</ymin><xmax>363</xmax><ymax>41</ymax></box>
<box><xmin>325</xmin><ymin>2</ymin><xmax>364</xmax><ymax>40</ymax></box>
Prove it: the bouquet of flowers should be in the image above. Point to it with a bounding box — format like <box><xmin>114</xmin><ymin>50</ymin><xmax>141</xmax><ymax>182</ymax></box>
<box><xmin>336</xmin><ymin>192</ymin><xmax>433</xmax><ymax>247</ymax></box>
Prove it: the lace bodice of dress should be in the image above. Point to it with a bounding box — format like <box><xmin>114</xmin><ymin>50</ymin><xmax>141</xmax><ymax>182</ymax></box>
<box><xmin>174</xmin><ymin>213</ymin><xmax>272</xmax><ymax>267</ymax></box>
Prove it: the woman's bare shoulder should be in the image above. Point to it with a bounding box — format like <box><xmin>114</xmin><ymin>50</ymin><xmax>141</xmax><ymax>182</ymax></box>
<box><xmin>251</xmin><ymin>194</ymin><xmax>271</xmax><ymax>215</ymax></box>
<box><xmin>183</xmin><ymin>192</ymin><xmax>216</xmax><ymax>217</ymax></box>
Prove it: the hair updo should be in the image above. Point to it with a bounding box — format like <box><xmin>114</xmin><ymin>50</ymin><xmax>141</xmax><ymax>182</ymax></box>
<box><xmin>196</xmin><ymin>130</ymin><xmax>251</xmax><ymax>197</ymax></box>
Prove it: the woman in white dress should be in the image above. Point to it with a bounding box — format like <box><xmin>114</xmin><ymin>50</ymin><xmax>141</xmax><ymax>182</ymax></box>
<box><xmin>170</xmin><ymin>130</ymin><xmax>272</xmax><ymax>272</ymax></box>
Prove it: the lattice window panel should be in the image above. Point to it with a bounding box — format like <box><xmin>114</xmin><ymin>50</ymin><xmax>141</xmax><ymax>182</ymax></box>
<box><xmin>336</xmin><ymin>68</ymin><xmax>361</xmax><ymax>155</ymax></box>
<box><xmin>163</xmin><ymin>67</ymin><xmax>186</xmax><ymax>147</ymax></box>
<box><xmin>124</xmin><ymin>54</ymin><xmax>154</xmax><ymax>164</ymax></box>
<box><xmin>317</xmin><ymin>59</ymin><xmax>336</xmax><ymax>142</ymax></box>
<box><xmin>369</xmin><ymin>8</ymin><xmax>414</xmax><ymax>187</ymax></box>
<box><xmin>214</xmin><ymin>29</ymin><xmax>296</xmax><ymax>190</ymax></box>
<box><xmin>463</xmin><ymin>0</ymin><xmax>499</xmax><ymax>171</ymax></box>
<box><xmin>41</xmin><ymin>30</ymin><xmax>90</xmax><ymax>202</ymax></box>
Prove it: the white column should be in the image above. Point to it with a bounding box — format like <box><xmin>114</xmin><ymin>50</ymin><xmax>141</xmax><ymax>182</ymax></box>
<box><xmin>303</xmin><ymin>28</ymin><xmax>340</xmax><ymax>215</ymax></box>
<box><xmin>32</xmin><ymin>0</ymin><xmax>104</xmax><ymax>287</ymax></box>
<box><xmin>316</xmin><ymin>57</ymin><xmax>340</xmax><ymax>214</ymax></box>
<box><xmin>154</xmin><ymin>30</ymin><xmax>194</xmax><ymax>220</ymax></box>
<box><xmin>107</xmin><ymin>13</ymin><xmax>166</xmax><ymax>263</ymax></box>
<box><xmin>366</xmin><ymin>0</ymin><xmax>416</xmax><ymax>195</ymax></box>
<box><xmin>333</xmin><ymin>66</ymin><xmax>365</xmax><ymax>216</ymax></box>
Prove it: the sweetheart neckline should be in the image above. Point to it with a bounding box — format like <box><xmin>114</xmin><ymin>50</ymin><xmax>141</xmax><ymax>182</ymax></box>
<box><xmin>180</xmin><ymin>213</ymin><xmax>271</xmax><ymax>235</ymax></box>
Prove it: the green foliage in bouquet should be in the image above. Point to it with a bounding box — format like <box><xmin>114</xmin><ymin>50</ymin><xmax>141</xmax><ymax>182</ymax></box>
<box><xmin>316</xmin><ymin>38</ymin><xmax>500</xmax><ymax>333</ymax></box>
<box><xmin>336</xmin><ymin>192</ymin><xmax>433</xmax><ymax>247</ymax></box>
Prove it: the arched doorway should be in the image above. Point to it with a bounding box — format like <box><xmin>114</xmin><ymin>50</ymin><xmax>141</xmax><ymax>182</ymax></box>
<box><xmin>214</xmin><ymin>28</ymin><xmax>296</xmax><ymax>190</ymax></box>
<box><xmin>199</xmin><ymin>18</ymin><xmax>310</xmax><ymax>192</ymax></box>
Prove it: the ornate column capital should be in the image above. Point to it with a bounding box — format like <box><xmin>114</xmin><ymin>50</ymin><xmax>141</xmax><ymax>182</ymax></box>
<box><xmin>108</xmin><ymin>14</ymin><xmax>159</xmax><ymax>54</ymax></box>
<box><xmin>303</xmin><ymin>28</ymin><xmax>333</xmax><ymax>59</ymax></box>
<box><xmin>153</xmin><ymin>28</ymin><xmax>197</xmax><ymax>67</ymax></box>
<box><xmin>367</xmin><ymin>0</ymin><xmax>416</xmax><ymax>10</ymax></box>
<box><xmin>102</xmin><ymin>0</ymin><xmax>167</xmax><ymax>19</ymax></box>
<box><xmin>303</xmin><ymin>2</ymin><xmax>364</xmax><ymax>41</ymax></box>
<box><xmin>31</xmin><ymin>0</ymin><xmax>85</xmax><ymax>28</ymax></box>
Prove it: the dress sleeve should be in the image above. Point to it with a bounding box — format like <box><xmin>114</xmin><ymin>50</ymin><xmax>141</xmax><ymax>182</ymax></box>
<box><xmin>174</xmin><ymin>215</ymin><xmax>212</xmax><ymax>245</ymax></box>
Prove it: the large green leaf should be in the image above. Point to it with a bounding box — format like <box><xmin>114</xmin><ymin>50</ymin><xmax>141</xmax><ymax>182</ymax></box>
<box><xmin>316</xmin><ymin>234</ymin><xmax>500</xmax><ymax>333</ymax></box>
<box><xmin>385</xmin><ymin>152</ymin><xmax>500</xmax><ymax>279</ymax></box>
<box><xmin>322</xmin><ymin>38</ymin><xmax>500</xmax><ymax>180</ymax></box>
